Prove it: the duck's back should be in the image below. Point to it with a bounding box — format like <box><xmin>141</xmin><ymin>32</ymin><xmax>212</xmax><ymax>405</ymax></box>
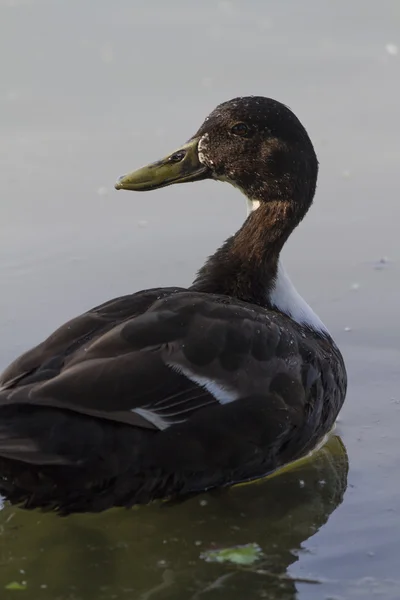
<box><xmin>0</xmin><ymin>287</ymin><xmax>346</xmax><ymax>513</ymax></box>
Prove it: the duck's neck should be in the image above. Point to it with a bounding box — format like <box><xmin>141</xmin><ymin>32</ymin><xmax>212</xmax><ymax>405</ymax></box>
<box><xmin>191</xmin><ymin>200</ymin><xmax>297</xmax><ymax>305</ymax></box>
<box><xmin>191</xmin><ymin>199</ymin><xmax>329</xmax><ymax>335</ymax></box>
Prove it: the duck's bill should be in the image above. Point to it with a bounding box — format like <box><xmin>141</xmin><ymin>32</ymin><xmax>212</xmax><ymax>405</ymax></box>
<box><xmin>115</xmin><ymin>137</ymin><xmax>210</xmax><ymax>192</ymax></box>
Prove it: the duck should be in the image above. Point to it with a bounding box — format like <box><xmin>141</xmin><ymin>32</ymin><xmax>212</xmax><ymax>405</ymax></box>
<box><xmin>0</xmin><ymin>96</ymin><xmax>347</xmax><ymax>514</ymax></box>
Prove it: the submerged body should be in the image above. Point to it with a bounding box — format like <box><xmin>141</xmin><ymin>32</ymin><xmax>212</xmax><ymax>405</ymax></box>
<box><xmin>0</xmin><ymin>97</ymin><xmax>346</xmax><ymax>513</ymax></box>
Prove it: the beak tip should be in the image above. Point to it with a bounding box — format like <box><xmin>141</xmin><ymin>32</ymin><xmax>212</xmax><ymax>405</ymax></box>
<box><xmin>114</xmin><ymin>176</ymin><xmax>126</xmax><ymax>191</ymax></box>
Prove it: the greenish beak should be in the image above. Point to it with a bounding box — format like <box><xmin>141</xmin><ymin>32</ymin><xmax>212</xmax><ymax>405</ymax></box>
<box><xmin>115</xmin><ymin>137</ymin><xmax>209</xmax><ymax>192</ymax></box>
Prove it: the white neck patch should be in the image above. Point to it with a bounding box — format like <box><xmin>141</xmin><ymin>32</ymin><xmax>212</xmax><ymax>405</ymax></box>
<box><xmin>269</xmin><ymin>261</ymin><xmax>329</xmax><ymax>334</ymax></box>
<box><xmin>246</xmin><ymin>198</ymin><xmax>261</xmax><ymax>215</ymax></box>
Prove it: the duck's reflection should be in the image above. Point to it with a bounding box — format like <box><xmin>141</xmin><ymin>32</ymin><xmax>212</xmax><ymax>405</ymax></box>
<box><xmin>0</xmin><ymin>435</ymin><xmax>348</xmax><ymax>600</ymax></box>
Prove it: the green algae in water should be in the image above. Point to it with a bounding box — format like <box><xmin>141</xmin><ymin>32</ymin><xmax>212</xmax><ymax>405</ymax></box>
<box><xmin>200</xmin><ymin>543</ymin><xmax>263</xmax><ymax>565</ymax></box>
<box><xmin>5</xmin><ymin>582</ymin><xmax>27</xmax><ymax>591</ymax></box>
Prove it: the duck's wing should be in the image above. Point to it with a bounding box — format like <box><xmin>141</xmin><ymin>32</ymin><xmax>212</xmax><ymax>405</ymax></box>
<box><xmin>0</xmin><ymin>290</ymin><xmax>313</xmax><ymax>436</ymax></box>
<box><xmin>0</xmin><ymin>286</ymin><xmax>184</xmax><ymax>392</ymax></box>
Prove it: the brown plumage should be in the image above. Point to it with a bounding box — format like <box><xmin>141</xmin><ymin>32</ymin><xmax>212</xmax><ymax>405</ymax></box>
<box><xmin>0</xmin><ymin>96</ymin><xmax>347</xmax><ymax>513</ymax></box>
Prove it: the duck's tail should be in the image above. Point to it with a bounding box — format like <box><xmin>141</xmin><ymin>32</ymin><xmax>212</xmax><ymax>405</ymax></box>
<box><xmin>0</xmin><ymin>403</ymin><xmax>163</xmax><ymax>514</ymax></box>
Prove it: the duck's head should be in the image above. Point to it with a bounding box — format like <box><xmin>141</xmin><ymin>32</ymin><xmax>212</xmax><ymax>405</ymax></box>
<box><xmin>115</xmin><ymin>96</ymin><xmax>318</xmax><ymax>217</ymax></box>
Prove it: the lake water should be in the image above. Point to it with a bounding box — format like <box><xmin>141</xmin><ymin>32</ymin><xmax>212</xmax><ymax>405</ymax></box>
<box><xmin>0</xmin><ymin>1</ymin><xmax>399</xmax><ymax>598</ymax></box>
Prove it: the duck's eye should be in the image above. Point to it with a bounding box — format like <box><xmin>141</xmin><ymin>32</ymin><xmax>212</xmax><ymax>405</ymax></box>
<box><xmin>231</xmin><ymin>123</ymin><xmax>250</xmax><ymax>137</ymax></box>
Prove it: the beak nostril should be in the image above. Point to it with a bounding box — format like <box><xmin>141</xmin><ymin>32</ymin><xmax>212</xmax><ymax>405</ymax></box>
<box><xmin>169</xmin><ymin>150</ymin><xmax>186</xmax><ymax>163</ymax></box>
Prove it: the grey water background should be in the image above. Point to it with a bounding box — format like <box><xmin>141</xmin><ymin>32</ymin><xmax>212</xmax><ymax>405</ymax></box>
<box><xmin>0</xmin><ymin>0</ymin><xmax>399</xmax><ymax>598</ymax></box>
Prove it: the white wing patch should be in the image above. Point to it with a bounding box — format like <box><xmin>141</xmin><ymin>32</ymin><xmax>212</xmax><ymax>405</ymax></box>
<box><xmin>132</xmin><ymin>396</ymin><xmax>217</xmax><ymax>430</ymax></box>
<box><xmin>167</xmin><ymin>363</ymin><xmax>240</xmax><ymax>404</ymax></box>
<box><xmin>131</xmin><ymin>364</ymin><xmax>239</xmax><ymax>430</ymax></box>
<box><xmin>269</xmin><ymin>261</ymin><xmax>329</xmax><ymax>334</ymax></box>
<box><xmin>132</xmin><ymin>408</ymin><xmax>171</xmax><ymax>430</ymax></box>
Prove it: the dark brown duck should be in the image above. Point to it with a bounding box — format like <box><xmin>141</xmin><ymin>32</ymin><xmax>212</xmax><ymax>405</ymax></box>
<box><xmin>0</xmin><ymin>96</ymin><xmax>347</xmax><ymax>514</ymax></box>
